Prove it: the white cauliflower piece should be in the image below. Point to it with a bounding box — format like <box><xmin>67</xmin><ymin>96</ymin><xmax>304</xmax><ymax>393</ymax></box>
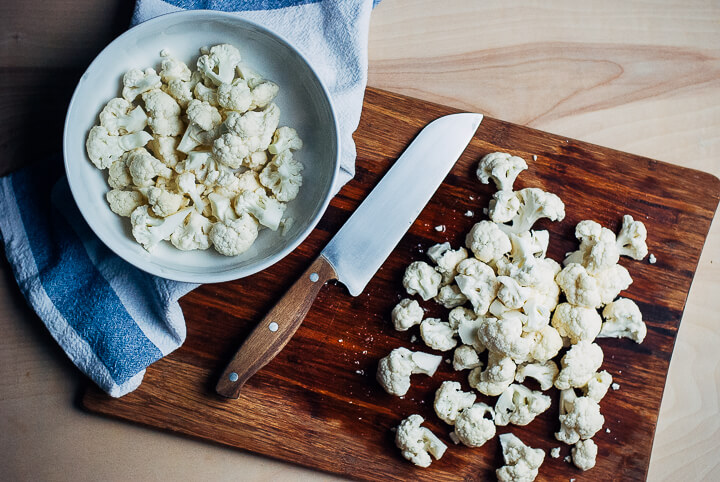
<box><xmin>259</xmin><ymin>150</ymin><xmax>304</xmax><ymax>202</ymax></box>
<box><xmin>141</xmin><ymin>89</ymin><xmax>183</xmax><ymax>137</ymax></box>
<box><xmin>527</xmin><ymin>325</ymin><xmax>563</xmax><ymax>362</ymax></box>
<box><xmin>391</xmin><ymin>298</ymin><xmax>424</xmax><ymax>332</ymax></box>
<box><xmin>493</xmin><ymin>187</ymin><xmax>565</xmax><ymax>234</ymax></box>
<box><xmin>402</xmin><ymin>261</ymin><xmax>442</xmax><ymax>301</ymax></box>
<box><xmin>165</xmin><ymin>70</ymin><xmax>202</xmax><ymax>108</ymax></box>
<box><xmin>177</xmin><ymin>122</ymin><xmax>217</xmax><ymax>154</ymax></box>
<box><xmin>489</xmin><ymin>190</ymin><xmax>522</xmax><ymax>223</ymax></box>
<box><xmin>583</xmin><ymin>370</ymin><xmax>613</xmax><ymax>402</ymax></box>
<box><xmin>395</xmin><ymin>414</ymin><xmax>447</xmax><ymax>468</ymax></box>
<box><xmin>515</xmin><ymin>360</ymin><xmax>559</xmax><ymax>391</ymax></box>
<box><xmin>420</xmin><ymin>318</ymin><xmax>457</xmax><ymax>351</ymax></box>
<box><xmin>522</xmin><ymin>296</ymin><xmax>552</xmax><ymax>332</ymax></box>
<box><xmin>477</xmin><ymin>316</ymin><xmax>532</xmax><ymax>362</ymax></box>
<box><xmin>434</xmin><ymin>381</ymin><xmax>477</xmax><ymax>425</ymax></box>
<box><xmin>453</xmin><ymin>308</ymin><xmax>486</xmax><ymax>352</ymax></box>
<box><xmin>149</xmin><ymin>136</ymin><xmax>180</xmax><ymax>168</ymax></box>
<box><xmin>592</xmin><ymin>263</ymin><xmax>633</xmax><ymax>305</ymax></box>
<box><xmin>86</xmin><ymin>126</ymin><xmax>152</xmax><ymax>169</ymax></box>
<box><xmin>453</xmin><ymin>345</ymin><xmax>481</xmax><ymax>371</ymax></box>
<box><xmin>555</xmin><ymin>263</ymin><xmax>602</xmax><ymax>309</ymax></box>
<box><xmin>217</xmin><ymin>78</ymin><xmax>253</xmax><ymax>112</ymax></box>
<box><xmin>616</xmin><ymin>214</ymin><xmax>648</xmax><ymax>260</ymax></box>
<box><xmin>508</xmin><ymin>230</ymin><xmax>549</xmax><ymax>266</ymax></box>
<box><xmin>564</xmin><ymin>220</ymin><xmax>620</xmax><ymax>274</ymax></box>
<box><xmin>497</xmin><ymin>275</ymin><xmax>531</xmax><ymax>310</ymax></box>
<box><xmin>108</xmin><ymin>158</ymin><xmax>132</xmax><ymax>189</ymax></box>
<box><xmin>126</xmin><ymin>148</ymin><xmax>172</xmax><ymax>187</ymax></box>
<box><xmin>170</xmin><ymin>210</ymin><xmax>212</xmax><ymax>251</ymax></box>
<box><xmin>233</xmin><ymin>189</ymin><xmax>286</xmax><ymax>231</ymax></box>
<box><xmin>453</xmin><ymin>403</ymin><xmax>496</xmax><ymax>447</ymax></box>
<box><xmin>224</xmin><ymin>104</ymin><xmax>281</xmax><ymax>153</ymax></box>
<box><xmin>469</xmin><ymin>351</ymin><xmax>516</xmax><ymax>396</ymax></box>
<box><xmin>186</xmin><ymin>99</ymin><xmax>222</xmax><ymax>132</ymax></box>
<box><xmin>106</xmin><ymin>189</ymin><xmax>145</xmax><ymax>217</ymax></box>
<box><xmin>159</xmin><ymin>52</ymin><xmax>192</xmax><ymax>82</ymax></box>
<box><xmin>376</xmin><ymin>347</ymin><xmax>442</xmax><ymax>397</ymax></box>
<box><xmin>551</xmin><ymin>303</ymin><xmax>602</xmax><ymax>344</ymax></box>
<box><xmin>599</xmin><ymin>298</ymin><xmax>647</xmax><ymax>343</ymax></box>
<box><xmin>427</xmin><ymin>243</ymin><xmax>468</xmax><ymax>285</ymax></box>
<box><xmin>556</xmin><ymin>391</ymin><xmax>605</xmax><ymax>445</ymax></box>
<box><xmin>99</xmin><ymin>98</ymin><xmax>147</xmax><ymax>135</ymax></box>
<box><xmin>434</xmin><ymin>284</ymin><xmax>467</xmax><ymax>309</ymax></box>
<box><xmin>248</xmin><ymin>79</ymin><xmax>279</xmax><ymax>110</ymax></box>
<box><xmin>554</xmin><ymin>341</ymin><xmax>604</xmax><ymax>390</ymax></box>
<box><xmin>141</xmin><ymin>186</ymin><xmax>185</xmax><ymax>217</ymax></box>
<box><xmin>268</xmin><ymin>126</ymin><xmax>303</xmax><ymax>154</ymax></box>
<box><xmin>572</xmin><ymin>439</ymin><xmax>598</xmax><ymax>471</ymax></box>
<box><xmin>209</xmin><ymin>212</ymin><xmax>259</xmax><ymax>256</ymax></box>
<box><xmin>193</xmin><ymin>82</ymin><xmax>219</xmax><ymax>106</ymax></box>
<box><xmin>464</xmin><ymin>220</ymin><xmax>511</xmax><ymax>263</ymax></box>
<box><xmin>130</xmin><ymin>205</ymin><xmax>191</xmax><ymax>252</ymax></box>
<box><xmin>476</xmin><ymin>152</ymin><xmax>528</xmax><ymax>191</ymax></box>
<box><xmin>454</xmin><ymin>258</ymin><xmax>498</xmax><ymax>315</ymax></box>
<box><xmin>496</xmin><ymin>433</ymin><xmax>545</xmax><ymax>482</ymax></box>
<box><xmin>494</xmin><ymin>383</ymin><xmax>552</xmax><ymax>426</ymax></box>
<box><xmin>212</xmin><ymin>133</ymin><xmax>249</xmax><ymax>169</ymax></box>
<box><xmin>196</xmin><ymin>43</ymin><xmax>242</xmax><ymax>86</ymax></box>
<box><xmin>122</xmin><ymin>68</ymin><xmax>161</xmax><ymax>102</ymax></box>
<box><xmin>177</xmin><ymin>172</ymin><xmax>207</xmax><ymax>214</ymax></box>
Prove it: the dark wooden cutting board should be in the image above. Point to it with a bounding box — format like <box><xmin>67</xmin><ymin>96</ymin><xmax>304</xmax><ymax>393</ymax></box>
<box><xmin>83</xmin><ymin>87</ymin><xmax>720</xmax><ymax>481</ymax></box>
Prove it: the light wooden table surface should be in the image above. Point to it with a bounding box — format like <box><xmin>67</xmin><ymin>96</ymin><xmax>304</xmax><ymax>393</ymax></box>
<box><xmin>1</xmin><ymin>0</ymin><xmax>718</xmax><ymax>480</ymax></box>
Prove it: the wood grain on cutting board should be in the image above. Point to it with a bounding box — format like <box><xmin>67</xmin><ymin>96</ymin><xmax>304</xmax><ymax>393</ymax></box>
<box><xmin>84</xmin><ymin>88</ymin><xmax>720</xmax><ymax>481</ymax></box>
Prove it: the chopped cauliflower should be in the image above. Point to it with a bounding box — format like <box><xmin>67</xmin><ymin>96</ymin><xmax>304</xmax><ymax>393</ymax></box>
<box><xmin>149</xmin><ymin>136</ymin><xmax>180</xmax><ymax>168</ymax></box>
<box><xmin>477</xmin><ymin>316</ymin><xmax>532</xmax><ymax>362</ymax></box>
<box><xmin>106</xmin><ymin>189</ymin><xmax>145</xmax><ymax>217</ymax></box>
<box><xmin>126</xmin><ymin>148</ymin><xmax>172</xmax><ymax>187</ymax></box>
<box><xmin>455</xmin><ymin>311</ymin><xmax>486</xmax><ymax>352</ymax></box>
<box><xmin>527</xmin><ymin>325</ymin><xmax>563</xmax><ymax>362</ymax></box>
<box><xmin>515</xmin><ymin>360</ymin><xmax>559</xmax><ymax>391</ymax></box>
<box><xmin>555</xmin><ymin>341</ymin><xmax>604</xmax><ymax>390</ymax></box>
<box><xmin>217</xmin><ymin>78</ymin><xmax>253</xmax><ymax>112</ymax></box>
<box><xmin>420</xmin><ymin>318</ymin><xmax>457</xmax><ymax>351</ymax></box>
<box><xmin>556</xmin><ymin>391</ymin><xmax>605</xmax><ymax>444</ymax></box>
<box><xmin>209</xmin><ymin>213</ymin><xmax>258</xmax><ymax>256</ymax></box>
<box><xmin>433</xmin><ymin>381</ymin><xmax>476</xmax><ymax>425</ymax></box>
<box><xmin>464</xmin><ymin>220</ymin><xmax>512</xmax><ymax>263</ymax></box>
<box><xmin>170</xmin><ymin>210</ymin><xmax>212</xmax><ymax>251</ymax></box>
<box><xmin>494</xmin><ymin>383</ymin><xmax>552</xmax><ymax>426</ymax></box>
<box><xmin>583</xmin><ymin>370</ymin><xmax>613</xmax><ymax>402</ymax></box>
<box><xmin>455</xmin><ymin>258</ymin><xmax>498</xmax><ymax>315</ymax></box>
<box><xmin>551</xmin><ymin>303</ymin><xmax>602</xmax><ymax>344</ymax></box>
<box><xmin>376</xmin><ymin>347</ymin><xmax>442</xmax><ymax>397</ymax></box>
<box><xmin>555</xmin><ymin>263</ymin><xmax>602</xmax><ymax>309</ymax></box>
<box><xmin>99</xmin><ymin>98</ymin><xmax>147</xmax><ymax>135</ymax></box>
<box><xmin>599</xmin><ymin>298</ymin><xmax>647</xmax><ymax>343</ymax></box>
<box><xmin>391</xmin><ymin>298</ymin><xmax>424</xmax><ymax>332</ymax></box>
<box><xmin>476</xmin><ymin>152</ymin><xmax>528</xmax><ymax>191</ymax></box>
<box><xmin>268</xmin><ymin>126</ymin><xmax>303</xmax><ymax>154</ymax></box>
<box><xmin>428</xmin><ymin>244</ymin><xmax>468</xmax><ymax>285</ymax></box>
<box><xmin>592</xmin><ymin>264</ymin><xmax>632</xmax><ymax>305</ymax></box>
<box><xmin>259</xmin><ymin>150</ymin><xmax>303</xmax><ymax>202</ymax></box>
<box><xmin>434</xmin><ymin>284</ymin><xmax>467</xmax><ymax>309</ymax></box>
<box><xmin>616</xmin><ymin>214</ymin><xmax>648</xmax><ymax>260</ymax></box>
<box><xmin>496</xmin><ymin>433</ymin><xmax>545</xmax><ymax>482</ymax></box>
<box><xmin>453</xmin><ymin>345</ymin><xmax>481</xmax><ymax>371</ymax></box>
<box><xmin>196</xmin><ymin>43</ymin><xmax>242</xmax><ymax>86</ymax></box>
<box><xmin>492</xmin><ymin>187</ymin><xmax>565</xmax><ymax>234</ymax></box>
<box><xmin>395</xmin><ymin>414</ymin><xmax>447</xmax><ymax>468</ymax></box>
<box><xmin>497</xmin><ymin>275</ymin><xmax>531</xmax><ymax>310</ymax></box>
<box><xmin>453</xmin><ymin>402</ymin><xmax>496</xmax><ymax>447</ymax></box>
<box><xmin>141</xmin><ymin>89</ymin><xmax>184</xmax><ymax>137</ymax></box>
<box><xmin>469</xmin><ymin>351</ymin><xmax>516</xmax><ymax>396</ymax></box>
<box><xmin>142</xmin><ymin>186</ymin><xmax>186</xmax><ymax>217</ymax></box>
<box><xmin>86</xmin><ymin>126</ymin><xmax>152</xmax><ymax>169</ymax></box>
<box><xmin>402</xmin><ymin>261</ymin><xmax>442</xmax><ymax>301</ymax></box>
<box><xmin>572</xmin><ymin>439</ymin><xmax>598</xmax><ymax>471</ymax></box>
<box><xmin>233</xmin><ymin>189</ymin><xmax>286</xmax><ymax>231</ymax></box>
<box><xmin>108</xmin><ymin>158</ymin><xmax>132</xmax><ymax>189</ymax></box>
<box><xmin>122</xmin><ymin>68</ymin><xmax>161</xmax><ymax>102</ymax></box>
<box><xmin>489</xmin><ymin>190</ymin><xmax>522</xmax><ymax>223</ymax></box>
<box><xmin>564</xmin><ymin>220</ymin><xmax>620</xmax><ymax>274</ymax></box>
<box><xmin>130</xmin><ymin>205</ymin><xmax>191</xmax><ymax>252</ymax></box>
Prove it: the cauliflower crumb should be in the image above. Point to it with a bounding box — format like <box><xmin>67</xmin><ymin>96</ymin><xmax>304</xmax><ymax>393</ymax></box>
<box><xmin>550</xmin><ymin>447</ymin><xmax>561</xmax><ymax>458</ymax></box>
<box><xmin>612</xmin><ymin>382</ymin><xmax>620</xmax><ymax>391</ymax></box>
<box><xmin>434</xmin><ymin>224</ymin><xmax>446</xmax><ymax>232</ymax></box>
<box><xmin>465</xmin><ymin>210</ymin><xmax>474</xmax><ymax>217</ymax></box>
<box><xmin>649</xmin><ymin>253</ymin><xmax>657</xmax><ymax>264</ymax></box>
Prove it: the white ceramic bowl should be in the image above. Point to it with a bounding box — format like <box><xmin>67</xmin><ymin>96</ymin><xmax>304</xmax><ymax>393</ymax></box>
<box><xmin>64</xmin><ymin>10</ymin><xmax>339</xmax><ymax>283</ymax></box>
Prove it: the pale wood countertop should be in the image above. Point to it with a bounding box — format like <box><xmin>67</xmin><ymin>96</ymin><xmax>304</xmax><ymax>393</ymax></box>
<box><xmin>1</xmin><ymin>0</ymin><xmax>718</xmax><ymax>480</ymax></box>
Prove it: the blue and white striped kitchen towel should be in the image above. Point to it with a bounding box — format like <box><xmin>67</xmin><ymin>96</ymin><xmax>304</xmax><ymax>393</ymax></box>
<box><xmin>0</xmin><ymin>0</ymin><xmax>377</xmax><ymax>397</ymax></box>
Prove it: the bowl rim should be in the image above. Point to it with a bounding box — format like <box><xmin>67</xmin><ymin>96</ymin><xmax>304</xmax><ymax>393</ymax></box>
<box><xmin>63</xmin><ymin>9</ymin><xmax>341</xmax><ymax>284</ymax></box>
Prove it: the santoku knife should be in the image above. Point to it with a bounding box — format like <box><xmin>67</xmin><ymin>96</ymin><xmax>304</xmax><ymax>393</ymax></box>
<box><xmin>216</xmin><ymin>112</ymin><xmax>483</xmax><ymax>398</ymax></box>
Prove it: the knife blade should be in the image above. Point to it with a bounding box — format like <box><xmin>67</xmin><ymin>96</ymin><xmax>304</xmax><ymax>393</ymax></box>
<box><xmin>216</xmin><ymin>113</ymin><xmax>483</xmax><ymax>398</ymax></box>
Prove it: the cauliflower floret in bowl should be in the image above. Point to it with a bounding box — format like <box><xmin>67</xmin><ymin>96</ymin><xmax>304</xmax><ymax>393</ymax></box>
<box><xmin>63</xmin><ymin>11</ymin><xmax>339</xmax><ymax>282</ymax></box>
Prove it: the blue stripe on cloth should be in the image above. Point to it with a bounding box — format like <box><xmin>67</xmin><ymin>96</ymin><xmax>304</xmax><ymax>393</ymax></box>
<box><xmin>162</xmin><ymin>0</ymin><xmax>321</xmax><ymax>11</ymax></box>
<box><xmin>11</xmin><ymin>168</ymin><xmax>163</xmax><ymax>385</ymax></box>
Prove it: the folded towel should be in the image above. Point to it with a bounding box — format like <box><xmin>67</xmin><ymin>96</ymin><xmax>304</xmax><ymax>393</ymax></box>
<box><xmin>0</xmin><ymin>0</ymin><xmax>376</xmax><ymax>397</ymax></box>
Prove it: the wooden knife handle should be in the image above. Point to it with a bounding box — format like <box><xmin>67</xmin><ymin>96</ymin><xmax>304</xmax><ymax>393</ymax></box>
<box><xmin>215</xmin><ymin>255</ymin><xmax>337</xmax><ymax>399</ymax></box>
